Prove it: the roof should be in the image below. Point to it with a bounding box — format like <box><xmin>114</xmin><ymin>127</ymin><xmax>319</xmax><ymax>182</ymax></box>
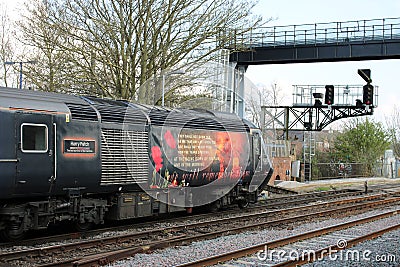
<box><xmin>0</xmin><ymin>87</ymin><xmax>250</xmax><ymax>132</ymax></box>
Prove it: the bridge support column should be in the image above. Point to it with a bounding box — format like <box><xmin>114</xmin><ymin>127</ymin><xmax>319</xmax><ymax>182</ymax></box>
<box><xmin>226</xmin><ymin>62</ymin><xmax>236</xmax><ymax>114</ymax></box>
<box><xmin>236</xmin><ymin>66</ymin><xmax>246</xmax><ymax>118</ymax></box>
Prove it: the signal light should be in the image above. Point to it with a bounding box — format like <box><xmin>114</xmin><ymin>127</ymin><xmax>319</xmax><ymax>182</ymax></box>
<box><xmin>324</xmin><ymin>85</ymin><xmax>334</xmax><ymax>105</ymax></box>
<box><xmin>363</xmin><ymin>84</ymin><xmax>374</xmax><ymax>105</ymax></box>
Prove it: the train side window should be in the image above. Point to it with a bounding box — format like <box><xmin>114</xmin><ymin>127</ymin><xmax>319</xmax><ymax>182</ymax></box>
<box><xmin>21</xmin><ymin>124</ymin><xmax>48</xmax><ymax>153</ymax></box>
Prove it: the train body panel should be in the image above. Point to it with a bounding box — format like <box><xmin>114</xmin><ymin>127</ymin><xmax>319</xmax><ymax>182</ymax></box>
<box><xmin>0</xmin><ymin>87</ymin><xmax>273</xmax><ymax>240</ymax></box>
<box><xmin>55</xmin><ymin>119</ymin><xmax>102</xmax><ymax>195</ymax></box>
<box><xmin>0</xmin><ymin>110</ymin><xmax>16</xmax><ymax>199</ymax></box>
<box><xmin>14</xmin><ymin>112</ymin><xmax>54</xmax><ymax>196</ymax></box>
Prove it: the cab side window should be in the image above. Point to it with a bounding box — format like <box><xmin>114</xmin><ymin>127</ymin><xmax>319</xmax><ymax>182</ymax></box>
<box><xmin>21</xmin><ymin>124</ymin><xmax>48</xmax><ymax>152</ymax></box>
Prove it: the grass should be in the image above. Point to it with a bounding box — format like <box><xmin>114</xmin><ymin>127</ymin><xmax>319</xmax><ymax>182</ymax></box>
<box><xmin>314</xmin><ymin>186</ymin><xmax>332</xmax><ymax>191</ymax></box>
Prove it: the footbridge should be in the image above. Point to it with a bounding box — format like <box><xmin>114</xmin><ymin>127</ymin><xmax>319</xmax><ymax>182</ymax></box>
<box><xmin>221</xmin><ymin>17</ymin><xmax>400</xmax><ymax>119</ymax></box>
<box><xmin>225</xmin><ymin>17</ymin><xmax>400</xmax><ymax>66</ymax></box>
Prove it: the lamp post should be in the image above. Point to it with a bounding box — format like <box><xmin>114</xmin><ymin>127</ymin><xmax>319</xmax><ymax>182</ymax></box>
<box><xmin>161</xmin><ymin>69</ymin><xmax>185</xmax><ymax>106</ymax></box>
<box><xmin>4</xmin><ymin>60</ymin><xmax>36</xmax><ymax>89</ymax></box>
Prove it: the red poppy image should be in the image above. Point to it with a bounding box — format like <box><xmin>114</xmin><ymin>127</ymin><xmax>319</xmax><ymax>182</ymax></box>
<box><xmin>151</xmin><ymin>146</ymin><xmax>163</xmax><ymax>172</ymax></box>
<box><xmin>164</xmin><ymin>130</ymin><xmax>176</xmax><ymax>149</ymax></box>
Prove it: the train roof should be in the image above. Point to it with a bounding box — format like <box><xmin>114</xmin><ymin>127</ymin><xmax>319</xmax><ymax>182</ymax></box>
<box><xmin>0</xmin><ymin>86</ymin><xmax>85</xmax><ymax>114</ymax></box>
<box><xmin>0</xmin><ymin>87</ymin><xmax>250</xmax><ymax>132</ymax></box>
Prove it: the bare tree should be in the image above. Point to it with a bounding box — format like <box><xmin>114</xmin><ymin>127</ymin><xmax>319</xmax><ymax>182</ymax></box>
<box><xmin>385</xmin><ymin>106</ymin><xmax>400</xmax><ymax>158</ymax></box>
<box><xmin>0</xmin><ymin>3</ymin><xmax>15</xmax><ymax>87</ymax></box>
<box><xmin>16</xmin><ymin>1</ymin><xmax>74</xmax><ymax>92</ymax></box>
<box><xmin>246</xmin><ymin>82</ymin><xmax>285</xmax><ymax>130</ymax></box>
<box><xmin>19</xmin><ymin>0</ymin><xmax>265</xmax><ymax>102</ymax></box>
<box><xmin>246</xmin><ymin>83</ymin><xmax>271</xmax><ymax>127</ymax></box>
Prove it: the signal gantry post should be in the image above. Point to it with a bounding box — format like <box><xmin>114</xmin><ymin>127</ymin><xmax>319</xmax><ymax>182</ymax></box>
<box><xmin>260</xmin><ymin>83</ymin><xmax>378</xmax><ymax>140</ymax></box>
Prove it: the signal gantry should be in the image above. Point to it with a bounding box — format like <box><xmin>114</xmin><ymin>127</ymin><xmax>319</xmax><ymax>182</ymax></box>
<box><xmin>261</xmin><ymin>69</ymin><xmax>377</xmax><ymax>139</ymax></box>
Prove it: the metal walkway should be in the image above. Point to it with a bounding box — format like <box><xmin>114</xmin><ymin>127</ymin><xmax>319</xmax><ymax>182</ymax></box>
<box><xmin>226</xmin><ymin>17</ymin><xmax>400</xmax><ymax>66</ymax></box>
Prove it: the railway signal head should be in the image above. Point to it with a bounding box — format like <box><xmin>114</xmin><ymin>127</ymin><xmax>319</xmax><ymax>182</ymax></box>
<box><xmin>324</xmin><ymin>85</ymin><xmax>334</xmax><ymax>105</ymax></box>
<box><xmin>363</xmin><ymin>84</ymin><xmax>374</xmax><ymax>105</ymax></box>
<box><xmin>358</xmin><ymin>69</ymin><xmax>372</xmax><ymax>83</ymax></box>
<box><xmin>314</xmin><ymin>99</ymin><xmax>322</xmax><ymax>107</ymax></box>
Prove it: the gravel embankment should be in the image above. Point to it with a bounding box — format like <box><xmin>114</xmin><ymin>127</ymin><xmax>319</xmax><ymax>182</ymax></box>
<box><xmin>302</xmin><ymin>229</ymin><xmax>400</xmax><ymax>267</ymax></box>
<box><xmin>109</xmin><ymin>205</ymin><xmax>400</xmax><ymax>267</ymax></box>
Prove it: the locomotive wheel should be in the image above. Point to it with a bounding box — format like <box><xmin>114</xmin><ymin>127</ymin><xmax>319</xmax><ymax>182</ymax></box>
<box><xmin>74</xmin><ymin>221</ymin><xmax>94</xmax><ymax>232</ymax></box>
<box><xmin>238</xmin><ymin>199</ymin><xmax>249</xmax><ymax>209</ymax></box>
<box><xmin>0</xmin><ymin>223</ymin><xmax>26</xmax><ymax>241</ymax></box>
<box><xmin>209</xmin><ymin>200</ymin><xmax>221</xmax><ymax>212</ymax></box>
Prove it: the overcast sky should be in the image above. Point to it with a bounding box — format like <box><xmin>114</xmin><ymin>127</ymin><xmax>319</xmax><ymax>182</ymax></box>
<box><xmin>246</xmin><ymin>0</ymin><xmax>400</xmax><ymax>124</ymax></box>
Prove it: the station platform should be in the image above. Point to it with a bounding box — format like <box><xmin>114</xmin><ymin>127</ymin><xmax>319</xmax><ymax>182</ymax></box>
<box><xmin>273</xmin><ymin>177</ymin><xmax>400</xmax><ymax>193</ymax></box>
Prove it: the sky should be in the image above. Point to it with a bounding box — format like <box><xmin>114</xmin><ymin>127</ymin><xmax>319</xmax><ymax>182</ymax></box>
<box><xmin>245</xmin><ymin>0</ymin><xmax>400</xmax><ymax>125</ymax></box>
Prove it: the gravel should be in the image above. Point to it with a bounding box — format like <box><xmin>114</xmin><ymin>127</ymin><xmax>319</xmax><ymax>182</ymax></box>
<box><xmin>302</xmin><ymin>229</ymin><xmax>400</xmax><ymax>267</ymax></box>
<box><xmin>109</xmin><ymin>205</ymin><xmax>400</xmax><ymax>267</ymax></box>
<box><xmin>0</xmin><ymin>192</ymin><xmax>370</xmax><ymax>256</ymax></box>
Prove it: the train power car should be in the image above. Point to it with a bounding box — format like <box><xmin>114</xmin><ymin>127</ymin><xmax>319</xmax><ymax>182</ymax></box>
<box><xmin>0</xmin><ymin>87</ymin><xmax>272</xmax><ymax>240</ymax></box>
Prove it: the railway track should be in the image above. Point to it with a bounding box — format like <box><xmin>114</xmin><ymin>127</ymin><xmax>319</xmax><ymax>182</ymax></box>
<box><xmin>0</xmin><ymin>192</ymin><xmax>398</xmax><ymax>267</ymax></box>
<box><xmin>272</xmin><ymin>223</ymin><xmax>400</xmax><ymax>267</ymax></box>
<box><xmin>0</xmin><ymin>189</ymin><xmax>364</xmax><ymax>248</ymax></box>
<box><xmin>178</xmin><ymin>210</ymin><xmax>400</xmax><ymax>267</ymax></box>
<box><xmin>366</xmin><ymin>183</ymin><xmax>400</xmax><ymax>193</ymax></box>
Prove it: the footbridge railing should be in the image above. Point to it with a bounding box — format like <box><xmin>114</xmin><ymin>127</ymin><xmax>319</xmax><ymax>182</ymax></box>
<box><xmin>221</xmin><ymin>17</ymin><xmax>400</xmax><ymax>50</ymax></box>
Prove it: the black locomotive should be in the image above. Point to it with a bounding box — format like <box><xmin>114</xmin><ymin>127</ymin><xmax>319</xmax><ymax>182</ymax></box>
<box><xmin>0</xmin><ymin>87</ymin><xmax>272</xmax><ymax>240</ymax></box>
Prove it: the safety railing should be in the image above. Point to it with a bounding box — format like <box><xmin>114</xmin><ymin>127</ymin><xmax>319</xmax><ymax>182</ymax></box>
<box><xmin>292</xmin><ymin>84</ymin><xmax>379</xmax><ymax>107</ymax></box>
<box><xmin>222</xmin><ymin>17</ymin><xmax>400</xmax><ymax>49</ymax></box>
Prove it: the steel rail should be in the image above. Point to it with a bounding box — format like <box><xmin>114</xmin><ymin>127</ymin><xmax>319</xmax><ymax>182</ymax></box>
<box><xmin>0</xmin><ymin>194</ymin><xmax>396</xmax><ymax>266</ymax></box>
<box><xmin>37</xmin><ymin>197</ymin><xmax>399</xmax><ymax>267</ymax></box>
<box><xmin>0</xmin><ymin>189</ymin><xmax>364</xmax><ymax>248</ymax></box>
<box><xmin>176</xmin><ymin>210</ymin><xmax>400</xmax><ymax>267</ymax></box>
<box><xmin>0</xmin><ymin>194</ymin><xmax>394</xmax><ymax>263</ymax></box>
<box><xmin>273</xmin><ymin>222</ymin><xmax>400</xmax><ymax>267</ymax></box>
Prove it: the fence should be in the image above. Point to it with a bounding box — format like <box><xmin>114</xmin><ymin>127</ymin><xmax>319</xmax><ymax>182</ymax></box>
<box><xmin>310</xmin><ymin>162</ymin><xmax>398</xmax><ymax>180</ymax></box>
